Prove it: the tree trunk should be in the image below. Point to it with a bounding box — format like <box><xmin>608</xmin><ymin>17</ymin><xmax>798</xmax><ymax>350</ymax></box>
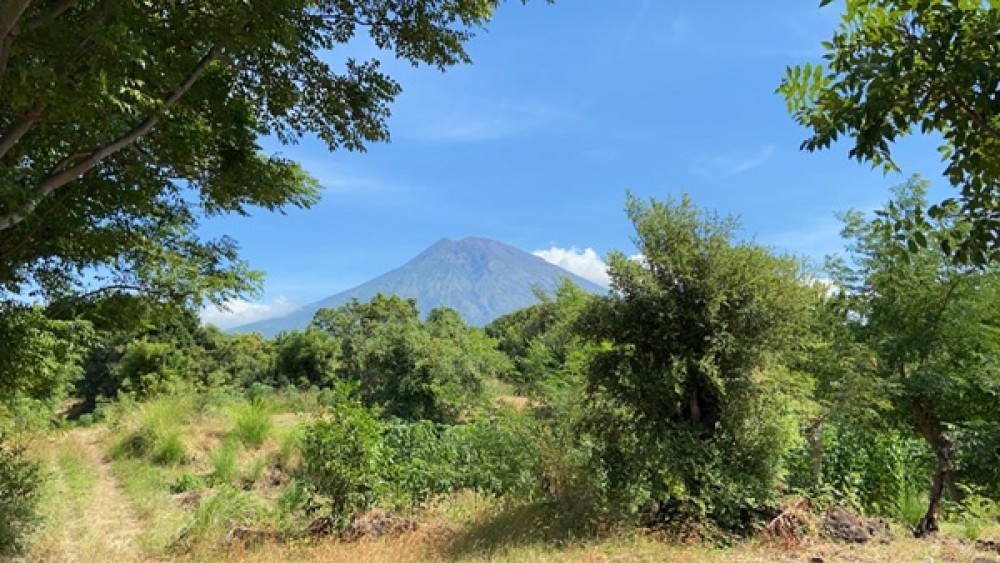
<box><xmin>910</xmin><ymin>398</ymin><xmax>955</xmax><ymax>538</ymax></box>
<box><xmin>914</xmin><ymin>433</ymin><xmax>955</xmax><ymax>537</ymax></box>
<box><xmin>807</xmin><ymin>420</ymin><xmax>824</xmax><ymax>486</ymax></box>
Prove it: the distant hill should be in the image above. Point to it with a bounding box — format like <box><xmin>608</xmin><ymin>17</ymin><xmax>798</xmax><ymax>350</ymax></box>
<box><xmin>230</xmin><ymin>237</ymin><xmax>607</xmax><ymax>336</ymax></box>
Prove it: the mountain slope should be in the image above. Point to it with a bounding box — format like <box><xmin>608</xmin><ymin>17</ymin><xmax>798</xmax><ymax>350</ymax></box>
<box><xmin>231</xmin><ymin>237</ymin><xmax>607</xmax><ymax>336</ymax></box>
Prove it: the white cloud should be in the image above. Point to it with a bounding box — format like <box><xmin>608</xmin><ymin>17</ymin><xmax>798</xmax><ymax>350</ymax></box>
<box><xmin>200</xmin><ymin>297</ymin><xmax>297</xmax><ymax>330</ymax></box>
<box><xmin>533</xmin><ymin>246</ymin><xmax>611</xmax><ymax>287</ymax></box>
<box><xmin>693</xmin><ymin>144</ymin><xmax>777</xmax><ymax>179</ymax></box>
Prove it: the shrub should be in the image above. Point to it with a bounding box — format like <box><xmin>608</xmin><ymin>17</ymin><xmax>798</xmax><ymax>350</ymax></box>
<box><xmin>382</xmin><ymin>420</ymin><xmax>461</xmax><ymax>508</ymax></box>
<box><xmin>0</xmin><ymin>438</ymin><xmax>43</xmax><ymax>557</ymax></box>
<box><xmin>230</xmin><ymin>400</ymin><xmax>272</xmax><ymax>448</ymax></box>
<box><xmin>300</xmin><ymin>385</ymin><xmax>385</xmax><ymax>528</ymax></box>
<box><xmin>380</xmin><ymin>408</ymin><xmax>544</xmax><ymax>508</ymax></box>
<box><xmin>785</xmin><ymin>425</ymin><xmax>933</xmax><ymax>517</ymax></box>
<box><xmin>448</xmin><ymin>407</ymin><xmax>542</xmax><ymax>498</ymax></box>
<box><xmin>170</xmin><ymin>472</ymin><xmax>204</xmax><ymax>494</ymax></box>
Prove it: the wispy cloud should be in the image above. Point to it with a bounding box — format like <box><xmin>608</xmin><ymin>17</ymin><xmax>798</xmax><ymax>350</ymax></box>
<box><xmin>693</xmin><ymin>144</ymin><xmax>777</xmax><ymax>179</ymax></box>
<box><xmin>201</xmin><ymin>297</ymin><xmax>297</xmax><ymax>330</ymax></box>
<box><xmin>408</xmin><ymin>100</ymin><xmax>579</xmax><ymax>143</ymax></box>
<box><xmin>533</xmin><ymin>246</ymin><xmax>610</xmax><ymax>287</ymax></box>
<box><xmin>757</xmin><ymin>215</ymin><xmax>845</xmax><ymax>261</ymax></box>
<box><xmin>290</xmin><ymin>158</ymin><xmax>402</xmax><ymax>196</ymax></box>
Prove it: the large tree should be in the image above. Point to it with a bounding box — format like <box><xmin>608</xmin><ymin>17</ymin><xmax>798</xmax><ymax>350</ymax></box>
<box><xmin>576</xmin><ymin>193</ymin><xmax>818</xmax><ymax>528</ymax></box>
<box><xmin>0</xmin><ymin>0</ymin><xmax>524</xmax><ymax>307</ymax></box>
<box><xmin>827</xmin><ymin>178</ymin><xmax>1000</xmax><ymax>536</ymax></box>
<box><xmin>780</xmin><ymin>0</ymin><xmax>1000</xmax><ymax>264</ymax></box>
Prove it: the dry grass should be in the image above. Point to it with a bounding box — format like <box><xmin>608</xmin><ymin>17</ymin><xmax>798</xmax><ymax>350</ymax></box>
<box><xmin>218</xmin><ymin>528</ymin><xmax>1000</xmax><ymax>563</ymax></box>
<box><xmin>28</xmin><ymin>428</ymin><xmax>145</xmax><ymax>562</ymax></box>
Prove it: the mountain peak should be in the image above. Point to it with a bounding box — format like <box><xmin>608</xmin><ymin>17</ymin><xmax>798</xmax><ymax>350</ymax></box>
<box><xmin>230</xmin><ymin>237</ymin><xmax>606</xmax><ymax>336</ymax></box>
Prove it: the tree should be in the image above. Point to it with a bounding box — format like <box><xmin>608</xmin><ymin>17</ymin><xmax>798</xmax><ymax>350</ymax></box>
<box><xmin>0</xmin><ymin>0</ymin><xmax>529</xmax><ymax>308</ymax></box>
<box><xmin>272</xmin><ymin>329</ymin><xmax>339</xmax><ymax>389</ymax></box>
<box><xmin>826</xmin><ymin>178</ymin><xmax>1000</xmax><ymax>535</ymax></box>
<box><xmin>780</xmin><ymin>0</ymin><xmax>1000</xmax><ymax>264</ymax></box>
<box><xmin>311</xmin><ymin>296</ymin><xmax>508</xmax><ymax>422</ymax></box>
<box><xmin>0</xmin><ymin>302</ymin><xmax>91</xmax><ymax>432</ymax></box>
<box><xmin>486</xmin><ymin>278</ymin><xmax>594</xmax><ymax>395</ymax></box>
<box><xmin>576</xmin><ymin>193</ymin><xmax>818</xmax><ymax>528</ymax></box>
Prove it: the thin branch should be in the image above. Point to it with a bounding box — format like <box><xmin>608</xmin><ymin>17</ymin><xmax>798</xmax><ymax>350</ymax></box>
<box><xmin>0</xmin><ymin>100</ymin><xmax>44</xmax><ymax>159</ymax></box>
<box><xmin>0</xmin><ymin>44</ymin><xmax>224</xmax><ymax>233</ymax></box>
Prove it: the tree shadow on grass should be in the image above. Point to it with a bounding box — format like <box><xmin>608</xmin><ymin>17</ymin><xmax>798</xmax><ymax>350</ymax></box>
<box><xmin>440</xmin><ymin>499</ymin><xmax>611</xmax><ymax>560</ymax></box>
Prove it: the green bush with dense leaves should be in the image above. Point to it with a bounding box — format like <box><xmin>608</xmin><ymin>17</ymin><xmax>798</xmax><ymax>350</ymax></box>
<box><xmin>300</xmin><ymin>385</ymin><xmax>386</xmax><ymax>527</ymax></box>
<box><xmin>0</xmin><ymin>438</ymin><xmax>43</xmax><ymax>557</ymax></box>
<box><xmin>572</xmin><ymin>193</ymin><xmax>817</xmax><ymax>531</ymax></box>
<box><xmin>785</xmin><ymin>424</ymin><xmax>933</xmax><ymax>516</ymax></box>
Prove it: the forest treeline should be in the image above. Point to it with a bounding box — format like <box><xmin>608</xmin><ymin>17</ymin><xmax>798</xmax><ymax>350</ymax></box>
<box><xmin>3</xmin><ymin>181</ymin><xmax>999</xmax><ymax>555</ymax></box>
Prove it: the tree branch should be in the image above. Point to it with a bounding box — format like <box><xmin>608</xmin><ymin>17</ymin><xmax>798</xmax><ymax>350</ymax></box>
<box><xmin>0</xmin><ymin>0</ymin><xmax>31</xmax><ymax>43</ymax></box>
<box><xmin>0</xmin><ymin>0</ymin><xmax>31</xmax><ymax>81</ymax></box>
<box><xmin>0</xmin><ymin>100</ymin><xmax>44</xmax><ymax>160</ymax></box>
<box><xmin>0</xmin><ymin>45</ymin><xmax>224</xmax><ymax>233</ymax></box>
<box><xmin>897</xmin><ymin>22</ymin><xmax>1000</xmax><ymax>143</ymax></box>
<box><xmin>24</xmin><ymin>0</ymin><xmax>77</xmax><ymax>31</ymax></box>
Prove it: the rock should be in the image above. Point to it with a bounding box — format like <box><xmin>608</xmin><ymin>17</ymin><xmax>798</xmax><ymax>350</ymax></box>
<box><xmin>343</xmin><ymin>509</ymin><xmax>417</xmax><ymax>541</ymax></box>
<box><xmin>820</xmin><ymin>506</ymin><xmax>891</xmax><ymax>544</ymax></box>
<box><xmin>306</xmin><ymin>515</ymin><xmax>337</xmax><ymax>537</ymax></box>
<box><xmin>809</xmin><ymin>558</ymin><xmax>825</xmax><ymax>563</ymax></box>
<box><xmin>305</xmin><ymin>510</ymin><xmax>418</xmax><ymax>541</ymax></box>
<box><xmin>979</xmin><ymin>539</ymin><xmax>1000</xmax><ymax>553</ymax></box>
<box><xmin>224</xmin><ymin>526</ymin><xmax>282</xmax><ymax>547</ymax></box>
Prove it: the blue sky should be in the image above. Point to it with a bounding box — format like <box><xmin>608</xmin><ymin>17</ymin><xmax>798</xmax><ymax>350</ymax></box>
<box><xmin>200</xmin><ymin>0</ymin><xmax>952</xmax><ymax>327</ymax></box>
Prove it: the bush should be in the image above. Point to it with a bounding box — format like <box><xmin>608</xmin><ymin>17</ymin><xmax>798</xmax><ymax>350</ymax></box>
<box><xmin>170</xmin><ymin>472</ymin><xmax>204</xmax><ymax>494</ymax></box>
<box><xmin>382</xmin><ymin>420</ymin><xmax>461</xmax><ymax>508</ymax></box>
<box><xmin>300</xmin><ymin>385</ymin><xmax>385</xmax><ymax>528</ymax></box>
<box><xmin>447</xmin><ymin>407</ymin><xmax>542</xmax><ymax>498</ymax></box>
<box><xmin>576</xmin><ymin>379</ymin><xmax>801</xmax><ymax>531</ymax></box>
<box><xmin>381</xmin><ymin>408</ymin><xmax>543</xmax><ymax>508</ymax></box>
<box><xmin>785</xmin><ymin>425</ymin><xmax>932</xmax><ymax>516</ymax></box>
<box><xmin>0</xmin><ymin>438</ymin><xmax>43</xmax><ymax>557</ymax></box>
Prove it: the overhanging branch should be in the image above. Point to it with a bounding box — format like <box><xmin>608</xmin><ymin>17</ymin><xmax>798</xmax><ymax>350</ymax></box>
<box><xmin>0</xmin><ymin>44</ymin><xmax>224</xmax><ymax>233</ymax></box>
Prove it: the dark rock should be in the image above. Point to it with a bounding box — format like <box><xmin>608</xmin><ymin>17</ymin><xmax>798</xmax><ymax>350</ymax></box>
<box><xmin>224</xmin><ymin>526</ymin><xmax>282</xmax><ymax>546</ymax></box>
<box><xmin>820</xmin><ymin>506</ymin><xmax>892</xmax><ymax>544</ymax></box>
<box><xmin>978</xmin><ymin>539</ymin><xmax>1000</xmax><ymax>553</ymax></box>
<box><xmin>343</xmin><ymin>510</ymin><xmax>417</xmax><ymax>541</ymax></box>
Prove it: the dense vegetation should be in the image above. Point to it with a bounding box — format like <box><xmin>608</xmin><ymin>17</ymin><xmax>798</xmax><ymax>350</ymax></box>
<box><xmin>2</xmin><ymin>0</ymin><xmax>1000</xmax><ymax>560</ymax></box>
<box><xmin>4</xmin><ymin>182</ymin><xmax>1000</xmax><ymax>559</ymax></box>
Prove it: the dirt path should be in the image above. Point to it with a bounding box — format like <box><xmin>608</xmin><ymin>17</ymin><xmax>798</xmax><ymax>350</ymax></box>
<box><xmin>30</xmin><ymin>428</ymin><xmax>146</xmax><ymax>562</ymax></box>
